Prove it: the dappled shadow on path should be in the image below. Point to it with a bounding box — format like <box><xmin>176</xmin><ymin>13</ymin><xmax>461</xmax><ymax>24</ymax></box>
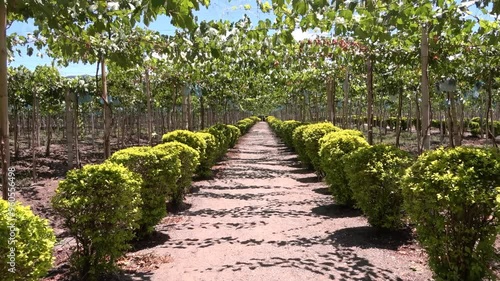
<box><xmin>202</xmin><ymin>247</ymin><xmax>402</xmax><ymax>281</ymax></box>
<box><xmin>311</xmin><ymin>204</ymin><xmax>362</xmax><ymax>219</ymax></box>
<box><xmin>131</xmin><ymin>231</ymin><xmax>171</xmax><ymax>251</ymax></box>
<box><xmin>158</xmin><ymin>225</ymin><xmax>410</xmax><ymax>253</ymax></box>
<box><xmin>191</xmin><ymin>191</ymin><xmax>288</xmax><ymax>201</ymax></box>
<box><xmin>329</xmin><ymin>226</ymin><xmax>414</xmax><ymax>251</ymax></box>
<box><xmin>118</xmin><ymin>271</ymin><xmax>154</xmax><ymax>281</ymax></box>
<box><xmin>312</xmin><ymin>187</ymin><xmax>331</xmax><ymax>195</ymax></box>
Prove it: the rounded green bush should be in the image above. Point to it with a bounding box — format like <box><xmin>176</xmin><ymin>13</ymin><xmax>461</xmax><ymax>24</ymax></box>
<box><xmin>107</xmin><ymin>146</ymin><xmax>181</xmax><ymax>237</ymax></box>
<box><xmin>207</xmin><ymin>124</ymin><xmax>230</xmax><ymax>157</ymax></box>
<box><xmin>226</xmin><ymin>125</ymin><xmax>241</xmax><ymax>148</ymax></box>
<box><xmin>279</xmin><ymin>120</ymin><xmax>304</xmax><ymax>148</ymax></box>
<box><xmin>303</xmin><ymin>122</ymin><xmax>340</xmax><ymax>171</ymax></box>
<box><xmin>469</xmin><ymin>121</ymin><xmax>481</xmax><ymax>137</ymax></box>
<box><xmin>155</xmin><ymin>141</ymin><xmax>200</xmax><ymax>205</ymax></box>
<box><xmin>344</xmin><ymin>144</ymin><xmax>412</xmax><ymax>229</ymax></box>
<box><xmin>236</xmin><ymin>118</ymin><xmax>255</xmax><ymax>134</ymax></box>
<box><xmin>292</xmin><ymin>124</ymin><xmax>311</xmax><ymax>168</ymax></box>
<box><xmin>52</xmin><ymin>163</ymin><xmax>142</xmax><ymax>280</ymax></box>
<box><xmin>195</xmin><ymin>132</ymin><xmax>218</xmax><ymax>177</ymax></box>
<box><xmin>207</xmin><ymin>124</ymin><xmax>240</xmax><ymax>159</ymax></box>
<box><xmin>319</xmin><ymin>130</ymin><xmax>369</xmax><ymax>206</ymax></box>
<box><xmin>267</xmin><ymin>117</ymin><xmax>284</xmax><ymax>137</ymax></box>
<box><xmin>0</xmin><ymin>200</ymin><xmax>55</xmax><ymax>281</ymax></box>
<box><xmin>162</xmin><ymin>130</ymin><xmax>207</xmax><ymax>175</ymax></box>
<box><xmin>403</xmin><ymin>147</ymin><xmax>500</xmax><ymax>281</ymax></box>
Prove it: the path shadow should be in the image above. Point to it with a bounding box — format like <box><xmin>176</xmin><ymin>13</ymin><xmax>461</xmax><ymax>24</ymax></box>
<box><xmin>295</xmin><ymin>176</ymin><xmax>321</xmax><ymax>183</ymax></box>
<box><xmin>119</xmin><ymin>271</ymin><xmax>153</xmax><ymax>281</ymax></box>
<box><xmin>132</xmin><ymin>231</ymin><xmax>171</xmax><ymax>251</ymax></box>
<box><xmin>166</xmin><ymin>202</ymin><xmax>192</xmax><ymax>214</ymax></box>
<box><xmin>311</xmin><ymin>204</ymin><xmax>362</xmax><ymax>219</ymax></box>
<box><xmin>312</xmin><ymin>187</ymin><xmax>331</xmax><ymax>195</ymax></box>
<box><xmin>192</xmin><ymin>191</ymin><xmax>286</xmax><ymax>201</ymax></box>
<box><xmin>328</xmin><ymin>226</ymin><xmax>414</xmax><ymax>251</ymax></box>
<box><xmin>203</xmin><ymin>247</ymin><xmax>402</xmax><ymax>281</ymax></box>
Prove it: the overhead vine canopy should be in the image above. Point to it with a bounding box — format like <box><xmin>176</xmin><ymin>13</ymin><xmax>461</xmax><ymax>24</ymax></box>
<box><xmin>1</xmin><ymin>0</ymin><xmax>500</xmax><ymax>197</ymax></box>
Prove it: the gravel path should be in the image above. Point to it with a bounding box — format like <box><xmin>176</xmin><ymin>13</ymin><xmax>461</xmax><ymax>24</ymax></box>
<box><xmin>135</xmin><ymin>122</ymin><xmax>432</xmax><ymax>281</ymax></box>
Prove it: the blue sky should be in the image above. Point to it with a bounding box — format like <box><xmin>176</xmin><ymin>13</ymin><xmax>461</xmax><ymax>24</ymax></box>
<box><xmin>7</xmin><ymin>0</ymin><xmax>276</xmax><ymax>76</ymax></box>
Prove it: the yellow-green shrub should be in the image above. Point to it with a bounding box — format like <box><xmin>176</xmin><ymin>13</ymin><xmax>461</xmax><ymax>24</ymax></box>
<box><xmin>0</xmin><ymin>200</ymin><xmax>55</xmax><ymax>281</ymax></box>
<box><xmin>303</xmin><ymin>122</ymin><xmax>340</xmax><ymax>171</ymax></box>
<box><xmin>155</xmin><ymin>141</ymin><xmax>200</xmax><ymax>205</ymax></box>
<box><xmin>195</xmin><ymin>132</ymin><xmax>218</xmax><ymax>177</ymax></box>
<box><xmin>344</xmin><ymin>144</ymin><xmax>412</xmax><ymax>229</ymax></box>
<box><xmin>403</xmin><ymin>147</ymin><xmax>500</xmax><ymax>281</ymax></box>
<box><xmin>107</xmin><ymin>146</ymin><xmax>181</xmax><ymax>237</ymax></box>
<box><xmin>319</xmin><ymin>130</ymin><xmax>369</xmax><ymax>206</ymax></box>
<box><xmin>292</xmin><ymin>124</ymin><xmax>312</xmax><ymax>168</ymax></box>
<box><xmin>236</xmin><ymin>118</ymin><xmax>255</xmax><ymax>134</ymax></box>
<box><xmin>279</xmin><ymin>120</ymin><xmax>304</xmax><ymax>149</ymax></box>
<box><xmin>52</xmin><ymin>163</ymin><xmax>142</xmax><ymax>280</ymax></box>
<box><xmin>226</xmin><ymin>125</ymin><xmax>241</xmax><ymax>148</ymax></box>
<box><xmin>207</xmin><ymin>124</ymin><xmax>240</xmax><ymax>159</ymax></box>
<box><xmin>162</xmin><ymin>130</ymin><xmax>207</xmax><ymax>176</ymax></box>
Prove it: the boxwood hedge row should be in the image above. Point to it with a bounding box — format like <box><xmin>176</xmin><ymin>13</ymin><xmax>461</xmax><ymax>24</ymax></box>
<box><xmin>267</xmin><ymin>116</ymin><xmax>500</xmax><ymax>281</ymax></box>
<box><xmin>51</xmin><ymin>117</ymin><xmax>259</xmax><ymax>279</ymax></box>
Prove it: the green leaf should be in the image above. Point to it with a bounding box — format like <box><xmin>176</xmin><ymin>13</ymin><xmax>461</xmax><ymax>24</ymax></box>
<box><xmin>292</xmin><ymin>0</ymin><xmax>307</xmax><ymax>15</ymax></box>
<box><xmin>339</xmin><ymin>9</ymin><xmax>352</xmax><ymax>21</ymax></box>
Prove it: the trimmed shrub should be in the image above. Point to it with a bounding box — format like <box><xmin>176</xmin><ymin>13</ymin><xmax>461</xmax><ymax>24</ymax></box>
<box><xmin>162</xmin><ymin>130</ymin><xmax>207</xmax><ymax>175</ymax></box>
<box><xmin>236</xmin><ymin>118</ymin><xmax>255</xmax><ymax>134</ymax></box>
<box><xmin>344</xmin><ymin>144</ymin><xmax>412</xmax><ymax>229</ymax></box>
<box><xmin>469</xmin><ymin>121</ymin><xmax>481</xmax><ymax>137</ymax></box>
<box><xmin>206</xmin><ymin>124</ymin><xmax>230</xmax><ymax>158</ymax></box>
<box><xmin>52</xmin><ymin>163</ymin><xmax>142</xmax><ymax>280</ymax></box>
<box><xmin>292</xmin><ymin>124</ymin><xmax>312</xmax><ymax>168</ymax></box>
<box><xmin>0</xmin><ymin>200</ymin><xmax>55</xmax><ymax>281</ymax></box>
<box><xmin>249</xmin><ymin>116</ymin><xmax>261</xmax><ymax>122</ymax></box>
<box><xmin>403</xmin><ymin>147</ymin><xmax>500</xmax><ymax>281</ymax></box>
<box><xmin>279</xmin><ymin>120</ymin><xmax>304</xmax><ymax>149</ymax></box>
<box><xmin>303</xmin><ymin>122</ymin><xmax>340</xmax><ymax>171</ymax></box>
<box><xmin>155</xmin><ymin>141</ymin><xmax>200</xmax><ymax>205</ymax></box>
<box><xmin>107</xmin><ymin>146</ymin><xmax>181</xmax><ymax>237</ymax></box>
<box><xmin>207</xmin><ymin>124</ymin><xmax>240</xmax><ymax>159</ymax></box>
<box><xmin>226</xmin><ymin>125</ymin><xmax>241</xmax><ymax>148</ymax></box>
<box><xmin>319</xmin><ymin>130</ymin><xmax>369</xmax><ymax>206</ymax></box>
<box><xmin>267</xmin><ymin>116</ymin><xmax>284</xmax><ymax>136</ymax></box>
<box><xmin>195</xmin><ymin>132</ymin><xmax>218</xmax><ymax>177</ymax></box>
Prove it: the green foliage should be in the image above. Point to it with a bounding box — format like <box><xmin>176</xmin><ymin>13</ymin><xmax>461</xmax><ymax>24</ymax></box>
<box><xmin>292</xmin><ymin>124</ymin><xmax>312</xmax><ymax>168</ymax></box>
<box><xmin>226</xmin><ymin>125</ymin><xmax>241</xmax><ymax>148</ymax></box>
<box><xmin>302</xmin><ymin>122</ymin><xmax>341</xmax><ymax>171</ymax></box>
<box><xmin>318</xmin><ymin>130</ymin><xmax>369</xmax><ymax>207</ymax></box>
<box><xmin>493</xmin><ymin>121</ymin><xmax>500</xmax><ymax>137</ymax></box>
<box><xmin>236</xmin><ymin>117</ymin><xmax>257</xmax><ymax>134</ymax></box>
<box><xmin>0</xmin><ymin>200</ymin><xmax>55</xmax><ymax>281</ymax></box>
<box><xmin>279</xmin><ymin>120</ymin><xmax>304</xmax><ymax>149</ymax></box>
<box><xmin>344</xmin><ymin>144</ymin><xmax>412</xmax><ymax>229</ymax></box>
<box><xmin>107</xmin><ymin>146</ymin><xmax>181</xmax><ymax>237</ymax></box>
<box><xmin>155</xmin><ymin>141</ymin><xmax>200</xmax><ymax>205</ymax></box>
<box><xmin>469</xmin><ymin>121</ymin><xmax>481</xmax><ymax>137</ymax></box>
<box><xmin>403</xmin><ymin>147</ymin><xmax>500</xmax><ymax>281</ymax></box>
<box><xmin>195</xmin><ymin>132</ymin><xmax>218</xmax><ymax>177</ymax></box>
<box><xmin>162</xmin><ymin>130</ymin><xmax>207</xmax><ymax>175</ymax></box>
<box><xmin>52</xmin><ymin>163</ymin><xmax>142</xmax><ymax>280</ymax></box>
<box><xmin>207</xmin><ymin>124</ymin><xmax>240</xmax><ymax>159</ymax></box>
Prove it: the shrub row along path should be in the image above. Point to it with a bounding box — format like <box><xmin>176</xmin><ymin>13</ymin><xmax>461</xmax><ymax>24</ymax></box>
<box><xmin>133</xmin><ymin>122</ymin><xmax>432</xmax><ymax>281</ymax></box>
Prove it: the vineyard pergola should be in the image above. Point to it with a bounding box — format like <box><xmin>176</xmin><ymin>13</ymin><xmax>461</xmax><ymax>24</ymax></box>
<box><xmin>1</xmin><ymin>0</ymin><xmax>499</xmax><ymax>200</ymax></box>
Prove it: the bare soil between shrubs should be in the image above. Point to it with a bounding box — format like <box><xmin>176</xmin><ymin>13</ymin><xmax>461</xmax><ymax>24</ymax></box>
<box><xmin>123</xmin><ymin>122</ymin><xmax>433</xmax><ymax>281</ymax></box>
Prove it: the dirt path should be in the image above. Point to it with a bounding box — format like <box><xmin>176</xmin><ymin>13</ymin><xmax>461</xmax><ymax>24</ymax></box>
<box><xmin>127</xmin><ymin>122</ymin><xmax>432</xmax><ymax>281</ymax></box>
